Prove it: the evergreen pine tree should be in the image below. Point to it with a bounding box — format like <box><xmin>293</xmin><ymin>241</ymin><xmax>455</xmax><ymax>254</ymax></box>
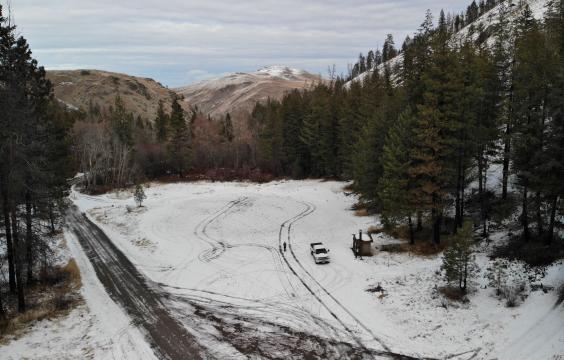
<box><xmin>220</xmin><ymin>112</ymin><xmax>234</xmax><ymax>143</ymax></box>
<box><xmin>366</xmin><ymin>50</ymin><xmax>375</xmax><ymax>70</ymax></box>
<box><xmin>167</xmin><ymin>97</ymin><xmax>191</xmax><ymax>176</ymax></box>
<box><xmin>512</xmin><ymin>7</ymin><xmax>543</xmax><ymax>241</ymax></box>
<box><xmin>0</xmin><ymin>5</ymin><xmax>73</xmax><ymax>313</ymax></box>
<box><xmin>134</xmin><ymin>183</ymin><xmax>146</xmax><ymax>207</ymax></box>
<box><xmin>382</xmin><ymin>34</ymin><xmax>398</xmax><ymax>62</ymax></box>
<box><xmin>109</xmin><ymin>95</ymin><xmax>134</xmax><ymax>147</ymax></box>
<box><xmin>539</xmin><ymin>0</ymin><xmax>564</xmax><ymax>243</ymax></box>
<box><xmin>379</xmin><ymin>111</ymin><xmax>417</xmax><ymax>243</ymax></box>
<box><xmin>441</xmin><ymin>220</ymin><xmax>477</xmax><ymax>293</ymax></box>
<box><xmin>155</xmin><ymin>100</ymin><xmax>169</xmax><ymax>142</ymax></box>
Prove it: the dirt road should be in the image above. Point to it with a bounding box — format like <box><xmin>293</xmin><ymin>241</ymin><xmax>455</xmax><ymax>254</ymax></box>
<box><xmin>66</xmin><ymin>206</ymin><xmax>205</xmax><ymax>360</ymax></box>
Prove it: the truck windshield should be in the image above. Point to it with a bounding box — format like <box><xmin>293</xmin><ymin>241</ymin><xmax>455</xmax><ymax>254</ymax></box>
<box><xmin>315</xmin><ymin>249</ymin><xmax>327</xmax><ymax>254</ymax></box>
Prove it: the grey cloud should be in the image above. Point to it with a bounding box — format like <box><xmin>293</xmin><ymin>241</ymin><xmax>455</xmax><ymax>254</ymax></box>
<box><xmin>8</xmin><ymin>0</ymin><xmax>470</xmax><ymax>86</ymax></box>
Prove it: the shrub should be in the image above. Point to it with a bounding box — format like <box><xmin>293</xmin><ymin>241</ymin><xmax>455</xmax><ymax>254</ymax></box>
<box><xmin>62</xmin><ymin>259</ymin><xmax>82</xmax><ymax>288</ymax></box>
<box><xmin>487</xmin><ymin>258</ymin><xmax>509</xmax><ymax>296</ymax></box>
<box><xmin>504</xmin><ymin>282</ymin><xmax>526</xmax><ymax>307</ymax></box>
<box><xmin>557</xmin><ymin>283</ymin><xmax>564</xmax><ymax>306</ymax></box>
<box><xmin>439</xmin><ymin>286</ymin><xmax>468</xmax><ymax>302</ymax></box>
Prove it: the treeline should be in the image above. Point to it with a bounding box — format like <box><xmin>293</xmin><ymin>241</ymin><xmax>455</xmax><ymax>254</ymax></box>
<box><xmin>459</xmin><ymin>0</ymin><xmax>503</xmax><ymax>29</ymax></box>
<box><xmin>76</xmin><ymin>95</ymin><xmax>260</xmax><ymax>190</ymax></box>
<box><xmin>75</xmin><ymin>95</ymin><xmax>192</xmax><ymax>190</ymax></box>
<box><xmin>0</xmin><ymin>6</ymin><xmax>74</xmax><ymax>316</ymax></box>
<box><xmin>346</xmin><ymin>0</ymin><xmax>504</xmax><ymax>81</ymax></box>
<box><xmin>250</xmin><ymin>1</ymin><xmax>564</xmax><ymax>246</ymax></box>
<box><xmin>347</xmin><ymin>34</ymin><xmax>399</xmax><ymax>81</ymax></box>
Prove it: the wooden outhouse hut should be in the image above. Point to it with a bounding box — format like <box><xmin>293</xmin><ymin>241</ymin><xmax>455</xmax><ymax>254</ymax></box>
<box><xmin>352</xmin><ymin>230</ymin><xmax>373</xmax><ymax>257</ymax></box>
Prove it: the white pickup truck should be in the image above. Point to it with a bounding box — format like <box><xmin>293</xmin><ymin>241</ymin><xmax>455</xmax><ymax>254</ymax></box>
<box><xmin>310</xmin><ymin>243</ymin><xmax>330</xmax><ymax>264</ymax></box>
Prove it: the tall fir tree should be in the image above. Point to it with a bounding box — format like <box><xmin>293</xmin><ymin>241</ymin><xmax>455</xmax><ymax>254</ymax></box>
<box><xmin>155</xmin><ymin>100</ymin><xmax>169</xmax><ymax>142</ymax></box>
<box><xmin>379</xmin><ymin>111</ymin><xmax>417</xmax><ymax>243</ymax></box>
<box><xmin>167</xmin><ymin>97</ymin><xmax>191</xmax><ymax>176</ymax></box>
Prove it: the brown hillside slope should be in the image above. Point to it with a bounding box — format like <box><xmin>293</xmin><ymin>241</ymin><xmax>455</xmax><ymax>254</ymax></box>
<box><xmin>47</xmin><ymin>69</ymin><xmax>184</xmax><ymax>120</ymax></box>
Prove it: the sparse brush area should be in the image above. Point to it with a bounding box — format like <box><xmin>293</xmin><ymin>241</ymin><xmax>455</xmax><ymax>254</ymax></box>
<box><xmin>492</xmin><ymin>237</ymin><xmax>564</xmax><ymax>267</ymax></box>
<box><xmin>373</xmin><ymin>224</ymin><xmax>450</xmax><ymax>255</ymax></box>
<box><xmin>0</xmin><ymin>259</ymin><xmax>82</xmax><ymax>341</ymax></box>
<box><xmin>370</xmin><ymin>205</ymin><xmax>563</xmax><ymax>308</ymax></box>
<box><xmin>352</xmin><ymin>202</ymin><xmax>374</xmax><ymax>217</ymax></box>
<box><xmin>438</xmin><ymin>286</ymin><xmax>469</xmax><ymax>303</ymax></box>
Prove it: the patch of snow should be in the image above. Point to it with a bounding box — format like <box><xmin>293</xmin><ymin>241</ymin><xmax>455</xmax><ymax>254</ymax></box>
<box><xmin>256</xmin><ymin>65</ymin><xmax>306</xmax><ymax>80</ymax></box>
<box><xmin>56</xmin><ymin>98</ymin><xmax>79</xmax><ymax>111</ymax></box>
<box><xmin>176</xmin><ymin>66</ymin><xmax>315</xmax><ymax>92</ymax></box>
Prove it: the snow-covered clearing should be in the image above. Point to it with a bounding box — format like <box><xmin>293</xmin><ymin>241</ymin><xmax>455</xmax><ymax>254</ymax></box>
<box><xmin>57</xmin><ymin>180</ymin><xmax>563</xmax><ymax>359</ymax></box>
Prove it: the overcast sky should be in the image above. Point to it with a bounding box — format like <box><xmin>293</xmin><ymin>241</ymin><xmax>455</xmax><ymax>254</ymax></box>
<box><xmin>8</xmin><ymin>0</ymin><xmax>469</xmax><ymax>87</ymax></box>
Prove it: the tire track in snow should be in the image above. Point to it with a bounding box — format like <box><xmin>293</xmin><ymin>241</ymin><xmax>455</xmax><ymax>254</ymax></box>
<box><xmin>151</xmin><ymin>195</ymin><xmax>352</xmax><ymax>354</ymax></box>
<box><xmin>186</xmin><ymin>196</ymin><xmax>347</xmax><ymax>344</ymax></box>
<box><xmin>197</xmin><ymin>197</ymin><xmax>249</xmax><ymax>262</ymax></box>
<box><xmin>193</xmin><ymin>197</ymin><xmax>302</xmax><ymax>302</ymax></box>
<box><xmin>192</xmin><ymin>197</ymin><xmax>341</xmax><ymax>338</ymax></box>
<box><xmin>163</xmin><ymin>197</ymin><xmax>249</xmax><ymax>285</ymax></box>
<box><xmin>278</xmin><ymin>201</ymin><xmax>428</xmax><ymax>360</ymax></box>
<box><xmin>277</xmin><ymin>203</ymin><xmax>368</xmax><ymax>350</ymax></box>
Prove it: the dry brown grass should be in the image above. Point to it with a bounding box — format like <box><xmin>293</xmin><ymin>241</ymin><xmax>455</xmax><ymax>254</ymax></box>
<box><xmin>153</xmin><ymin>168</ymin><xmax>277</xmax><ymax>184</ymax></box>
<box><xmin>354</xmin><ymin>208</ymin><xmax>370</xmax><ymax>217</ymax></box>
<box><xmin>62</xmin><ymin>259</ymin><xmax>82</xmax><ymax>289</ymax></box>
<box><xmin>0</xmin><ymin>308</ymin><xmax>53</xmax><ymax>339</ymax></box>
<box><xmin>377</xmin><ymin>225</ymin><xmax>450</xmax><ymax>256</ymax></box>
<box><xmin>343</xmin><ymin>183</ymin><xmax>355</xmax><ymax>193</ymax></box>
<box><xmin>405</xmin><ymin>240</ymin><xmax>449</xmax><ymax>256</ymax></box>
<box><xmin>0</xmin><ymin>259</ymin><xmax>83</xmax><ymax>341</ymax></box>
<box><xmin>380</xmin><ymin>243</ymin><xmax>406</xmax><ymax>253</ymax></box>
<box><xmin>367</xmin><ymin>226</ymin><xmax>380</xmax><ymax>235</ymax></box>
<box><xmin>379</xmin><ymin>241</ymin><xmax>449</xmax><ymax>255</ymax></box>
<box><xmin>383</xmin><ymin>224</ymin><xmax>414</xmax><ymax>241</ymax></box>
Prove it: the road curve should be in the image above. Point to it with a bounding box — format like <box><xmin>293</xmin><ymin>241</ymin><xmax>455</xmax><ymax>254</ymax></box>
<box><xmin>66</xmin><ymin>206</ymin><xmax>205</xmax><ymax>360</ymax></box>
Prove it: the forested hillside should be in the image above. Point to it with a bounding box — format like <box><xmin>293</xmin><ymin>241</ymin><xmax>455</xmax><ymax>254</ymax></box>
<box><xmin>344</xmin><ymin>0</ymin><xmax>539</xmax><ymax>85</ymax></box>
<box><xmin>250</xmin><ymin>0</ymin><xmax>564</xmax><ymax>249</ymax></box>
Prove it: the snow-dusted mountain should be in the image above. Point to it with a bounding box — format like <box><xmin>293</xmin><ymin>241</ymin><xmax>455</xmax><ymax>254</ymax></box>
<box><xmin>175</xmin><ymin>66</ymin><xmax>323</xmax><ymax>119</ymax></box>
<box><xmin>346</xmin><ymin>0</ymin><xmax>551</xmax><ymax>87</ymax></box>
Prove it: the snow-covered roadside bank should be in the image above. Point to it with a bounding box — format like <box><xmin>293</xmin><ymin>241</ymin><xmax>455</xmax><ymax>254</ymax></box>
<box><xmin>64</xmin><ymin>229</ymin><xmax>156</xmax><ymax>359</ymax></box>
<box><xmin>71</xmin><ymin>180</ymin><xmax>564</xmax><ymax>359</ymax></box>
<box><xmin>0</xmin><ymin>220</ymin><xmax>156</xmax><ymax>360</ymax></box>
